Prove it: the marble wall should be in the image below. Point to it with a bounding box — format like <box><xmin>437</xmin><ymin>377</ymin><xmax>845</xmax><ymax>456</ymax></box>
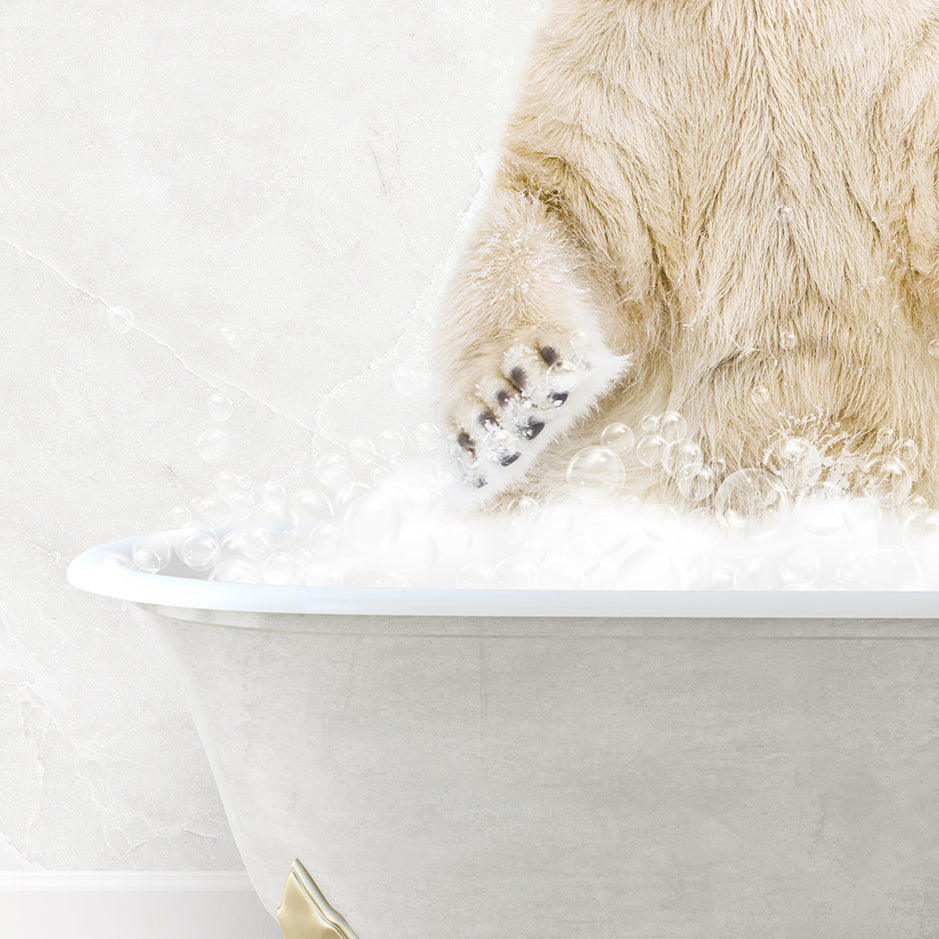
<box><xmin>0</xmin><ymin>0</ymin><xmax>542</xmax><ymax>871</ymax></box>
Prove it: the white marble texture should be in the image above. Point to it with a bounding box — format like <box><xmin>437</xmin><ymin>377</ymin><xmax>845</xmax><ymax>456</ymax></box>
<box><xmin>0</xmin><ymin>0</ymin><xmax>542</xmax><ymax>871</ymax></box>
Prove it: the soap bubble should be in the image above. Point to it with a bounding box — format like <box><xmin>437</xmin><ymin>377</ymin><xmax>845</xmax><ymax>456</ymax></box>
<box><xmin>348</xmin><ymin>437</ymin><xmax>377</xmax><ymax>467</ymax></box>
<box><xmin>369</xmin><ymin>464</ymin><xmax>392</xmax><ymax>487</ymax></box>
<box><xmin>636</xmin><ymin>434</ymin><xmax>667</xmax><ymax>469</ymax></box>
<box><xmin>457</xmin><ymin>562</ymin><xmax>497</xmax><ymax>588</ymax></box>
<box><xmin>714</xmin><ymin>468</ymin><xmax>791</xmax><ymax>535</ymax></box>
<box><xmin>282</xmin><ymin>525</ymin><xmax>311</xmax><ymax>555</ymax></box>
<box><xmin>344</xmin><ymin>493</ymin><xmax>402</xmax><ymax>549</ymax></box>
<box><xmin>844</xmin><ymin>497</ymin><xmax>881</xmax><ymax>531</ymax></box>
<box><xmin>334</xmin><ymin>482</ymin><xmax>373</xmax><ymax>512</ymax></box>
<box><xmin>177</xmin><ymin>529</ymin><xmax>220</xmax><ymax>570</ymax></box>
<box><xmin>861</xmin><ymin>454</ymin><xmax>913</xmax><ymax>507</ymax></box>
<box><xmin>905</xmin><ymin>509</ymin><xmax>939</xmax><ymax>539</ymax></box>
<box><xmin>662</xmin><ymin>439</ymin><xmax>703</xmax><ymax>478</ymax></box>
<box><xmin>779</xmin><ymin>329</ymin><xmax>798</xmax><ymax>350</ymax></box>
<box><xmin>307</xmin><ymin>521</ymin><xmax>342</xmax><ymax>559</ymax></box>
<box><xmin>902</xmin><ymin>494</ymin><xmax>930</xmax><ymax>522</ymax></box>
<box><xmin>494</xmin><ymin>557</ymin><xmax>539</xmax><ymax>588</ymax></box>
<box><xmin>251</xmin><ymin>499</ymin><xmax>297</xmax><ymax>536</ymax></box>
<box><xmin>566</xmin><ymin>446</ymin><xmax>625</xmax><ymax>502</ymax></box>
<box><xmin>738</xmin><ymin>557</ymin><xmax>776</xmax><ymax>590</ymax></box>
<box><xmin>700</xmin><ymin>562</ymin><xmax>738</xmax><ymax>590</ymax></box>
<box><xmin>211</xmin><ymin>559</ymin><xmax>261</xmax><ymax>584</ymax></box>
<box><xmin>195</xmin><ymin>494</ymin><xmax>232</xmax><ymax>528</ymax></box>
<box><xmin>197</xmin><ymin>428</ymin><xmax>230</xmax><ymax>463</ymax></box>
<box><xmin>218</xmin><ymin>528</ymin><xmax>250</xmax><ymax>562</ymax></box>
<box><xmin>392</xmin><ymin>367</ymin><xmax>420</xmax><ymax>397</ymax></box>
<box><xmin>132</xmin><ymin>534</ymin><xmax>172</xmax><ymax>573</ymax></box>
<box><xmin>657</xmin><ymin>410</ymin><xmax>688</xmax><ymax>443</ymax></box>
<box><xmin>414</xmin><ymin>422</ymin><xmax>441</xmax><ymax>452</ymax></box>
<box><xmin>290</xmin><ymin>488</ymin><xmax>333</xmax><ymax>521</ymax></box>
<box><xmin>226</xmin><ymin>491</ymin><xmax>255</xmax><ymax>522</ymax></box>
<box><xmin>639</xmin><ymin>413</ymin><xmax>660</xmax><ymax>434</ymax></box>
<box><xmin>168</xmin><ymin>505</ymin><xmax>193</xmax><ymax>529</ymax></box>
<box><xmin>100</xmin><ymin>551</ymin><xmax>134</xmax><ymax>570</ymax></box>
<box><xmin>107</xmin><ymin>306</ymin><xmax>134</xmax><ymax>334</ymax></box>
<box><xmin>866</xmin><ymin>546</ymin><xmax>921</xmax><ymax>589</ymax></box>
<box><xmin>253</xmin><ymin>480</ymin><xmax>284</xmax><ymax>503</ymax></box>
<box><xmin>836</xmin><ymin>552</ymin><xmax>868</xmax><ymax>586</ymax></box>
<box><xmin>779</xmin><ymin>546</ymin><xmax>820</xmax><ymax>587</ymax></box>
<box><xmin>206</xmin><ymin>392</ymin><xmax>233</xmax><ymax>422</ymax></box>
<box><xmin>752</xmin><ymin>385</ymin><xmax>771</xmax><ymax>406</ymax></box>
<box><xmin>376</xmin><ymin>428</ymin><xmax>407</xmax><ymax>461</ymax></box>
<box><xmin>929</xmin><ymin>338</ymin><xmax>939</xmax><ymax>359</ymax></box>
<box><xmin>600</xmin><ymin>423</ymin><xmax>635</xmax><ymax>454</ymax></box>
<box><xmin>506</xmin><ymin>495</ymin><xmax>539</xmax><ymax>517</ymax></box>
<box><xmin>213</xmin><ymin>470</ymin><xmax>241</xmax><ymax>498</ymax></box>
<box><xmin>262</xmin><ymin>551</ymin><xmax>298</xmax><ymax>585</ymax></box>
<box><xmin>569</xmin><ymin>328</ymin><xmax>589</xmax><ymax>350</ymax></box>
<box><xmin>875</xmin><ymin>428</ymin><xmax>897</xmax><ymax>452</ymax></box>
<box><xmin>898</xmin><ymin>438</ymin><xmax>919</xmax><ymax>463</ymax></box>
<box><xmin>676</xmin><ymin>463</ymin><xmax>717</xmax><ymax>503</ymax></box>
<box><xmin>316</xmin><ymin>453</ymin><xmax>355</xmax><ymax>490</ymax></box>
<box><xmin>763</xmin><ymin>436</ymin><xmax>822</xmax><ymax>494</ymax></box>
<box><xmin>225</xmin><ymin>526</ymin><xmax>272</xmax><ymax>562</ymax></box>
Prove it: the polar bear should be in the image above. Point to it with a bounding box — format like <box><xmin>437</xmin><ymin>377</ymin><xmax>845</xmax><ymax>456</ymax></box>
<box><xmin>435</xmin><ymin>0</ymin><xmax>939</xmax><ymax>513</ymax></box>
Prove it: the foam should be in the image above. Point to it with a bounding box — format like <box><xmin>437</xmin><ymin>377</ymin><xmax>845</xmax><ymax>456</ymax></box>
<box><xmin>147</xmin><ymin>454</ymin><xmax>939</xmax><ymax>590</ymax></box>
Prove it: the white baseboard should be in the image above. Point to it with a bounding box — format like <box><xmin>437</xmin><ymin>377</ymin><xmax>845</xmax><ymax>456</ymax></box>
<box><xmin>0</xmin><ymin>871</ymin><xmax>282</xmax><ymax>939</ymax></box>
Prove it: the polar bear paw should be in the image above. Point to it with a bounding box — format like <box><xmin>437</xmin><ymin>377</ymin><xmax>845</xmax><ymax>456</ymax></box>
<box><xmin>444</xmin><ymin>332</ymin><xmax>632</xmax><ymax>502</ymax></box>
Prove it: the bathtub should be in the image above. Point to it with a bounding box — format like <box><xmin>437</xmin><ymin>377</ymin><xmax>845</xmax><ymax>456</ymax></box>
<box><xmin>68</xmin><ymin>531</ymin><xmax>939</xmax><ymax>938</ymax></box>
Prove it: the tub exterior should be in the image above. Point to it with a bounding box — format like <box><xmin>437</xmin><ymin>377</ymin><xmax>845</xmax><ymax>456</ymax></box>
<box><xmin>136</xmin><ymin>604</ymin><xmax>939</xmax><ymax>939</ymax></box>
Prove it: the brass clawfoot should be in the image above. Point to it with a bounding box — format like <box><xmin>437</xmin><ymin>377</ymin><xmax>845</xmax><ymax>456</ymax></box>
<box><xmin>277</xmin><ymin>859</ymin><xmax>360</xmax><ymax>939</ymax></box>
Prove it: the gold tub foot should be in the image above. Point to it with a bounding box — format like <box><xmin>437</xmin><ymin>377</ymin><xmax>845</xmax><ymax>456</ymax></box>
<box><xmin>277</xmin><ymin>859</ymin><xmax>360</xmax><ymax>939</ymax></box>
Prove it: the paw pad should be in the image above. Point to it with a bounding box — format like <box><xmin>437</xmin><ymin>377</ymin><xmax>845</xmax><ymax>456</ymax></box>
<box><xmin>443</xmin><ymin>333</ymin><xmax>631</xmax><ymax>498</ymax></box>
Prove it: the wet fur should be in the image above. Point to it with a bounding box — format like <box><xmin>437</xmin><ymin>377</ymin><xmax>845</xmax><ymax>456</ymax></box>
<box><xmin>435</xmin><ymin>0</ymin><xmax>939</xmax><ymax>508</ymax></box>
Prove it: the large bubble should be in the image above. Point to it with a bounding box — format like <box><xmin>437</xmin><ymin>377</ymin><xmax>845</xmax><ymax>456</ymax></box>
<box><xmin>566</xmin><ymin>446</ymin><xmax>625</xmax><ymax>502</ymax></box>
<box><xmin>714</xmin><ymin>468</ymin><xmax>791</xmax><ymax>536</ymax></box>
<box><xmin>763</xmin><ymin>436</ymin><xmax>822</xmax><ymax>494</ymax></box>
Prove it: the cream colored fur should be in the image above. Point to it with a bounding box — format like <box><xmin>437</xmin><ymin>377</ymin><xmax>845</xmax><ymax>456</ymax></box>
<box><xmin>435</xmin><ymin>0</ymin><xmax>939</xmax><ymax>509</ymax></box>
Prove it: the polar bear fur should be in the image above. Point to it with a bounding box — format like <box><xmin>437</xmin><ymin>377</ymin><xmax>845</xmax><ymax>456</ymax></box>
<box><xmin>435</xmin><ymin>0</ymin><xmax>939</xmax><ymax>511</ymax></box>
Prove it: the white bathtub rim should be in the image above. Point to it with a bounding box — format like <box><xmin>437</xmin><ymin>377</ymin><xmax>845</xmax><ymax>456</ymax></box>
<box><xmin>67</xmin><ymin>533</ymin><xmax>939</xmax><ymax>619</ymax></box>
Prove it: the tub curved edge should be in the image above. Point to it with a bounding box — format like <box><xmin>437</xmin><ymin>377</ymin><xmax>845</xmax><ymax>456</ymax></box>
<box><xmin>65</xmin><ymin>532</ymin><xmax>939</xmax><ymax>620</ymax></box>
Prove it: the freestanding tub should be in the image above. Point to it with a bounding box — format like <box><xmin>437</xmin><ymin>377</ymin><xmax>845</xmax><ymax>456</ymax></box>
<box><xmin>68</xmin><ymin>533</ymin><xmax>939</xmax><ymax>938</ymax></box>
